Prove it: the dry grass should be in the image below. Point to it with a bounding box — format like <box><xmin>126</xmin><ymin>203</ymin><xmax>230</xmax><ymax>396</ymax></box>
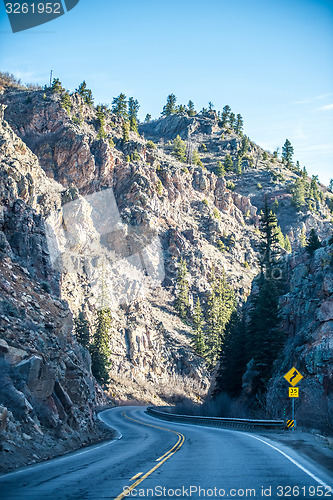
<box><xmin>107</xmin><ymin>369</ymin><xmax>207</xmax><ymax>406</ymax></box>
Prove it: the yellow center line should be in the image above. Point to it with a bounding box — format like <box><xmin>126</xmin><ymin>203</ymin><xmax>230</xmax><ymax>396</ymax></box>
<box><xmin>130</xmin><ymin>472</ymin><xmax>143</xmax><ymax>481</ymax></box>
<box><xmin>114</xmin><ymin>411</ymin><xmax>185</xmax><ymax>500</ymax></box>
<box><xmin>156</xmin><ymin>434</ymin><xmax>182</xmax><ymax>461</ymax></box>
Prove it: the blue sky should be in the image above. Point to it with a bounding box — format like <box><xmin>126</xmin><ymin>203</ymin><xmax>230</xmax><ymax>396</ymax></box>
<box><xmin>0</xmin><ymin>0</ymin><xmax>332</xmax><ymax>185</ymax></box>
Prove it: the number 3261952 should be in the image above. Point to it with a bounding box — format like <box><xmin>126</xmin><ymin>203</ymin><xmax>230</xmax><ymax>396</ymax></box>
<box><xmin>5</xmin><ymin>3</ymin><xmax>62</xmax><ymax>14</ymax></box>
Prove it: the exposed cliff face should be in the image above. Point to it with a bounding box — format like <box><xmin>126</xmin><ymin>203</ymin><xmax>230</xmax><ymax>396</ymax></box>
<box><xmin>0</xmin><ymin>91</ymin><xmax>213</xmax><ymax>415</ymax></box>
<box><xmin>1</xmin><ymin>90</ymin><xmax>120</xmax><ymax>192</ymax></box>
<box><xmin>265</xmin><ymin>242</ymin><xmax>333</xmax><ymax>430</ymax></box>
<box><xmin>140</xmin><ymin>114</ymin><xmax>332</xmax><ymax>242</ymax></box>
<box><xmin>0</xmin><ymin>105</ymin><xmax>110</xmax><ymax>471</ymax></box>
<box><xmin>2</xmin><ymin>91</ymin><xmax>264</xmax><ymax>298</ymax></box>
<box><xmin>1</xmin><ymin>83</ymin><xmax>332</xmax><ymax>449</ymax></box>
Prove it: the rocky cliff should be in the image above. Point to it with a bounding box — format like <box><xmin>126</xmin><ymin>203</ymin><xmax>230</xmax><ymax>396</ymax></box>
<box><xmin>265</xmin><ymin>241</ymin><xmax>333</xmax><ymax>431</ymax></box>
<box><xmin>0</xmin><ymin>80</ymin><xmax>332</xmax><ymax>463</ymax></box>
<box><xmin>0</xmin><ymin>103</ymin><xmax>111</xmax><ymax>471</ymax></box>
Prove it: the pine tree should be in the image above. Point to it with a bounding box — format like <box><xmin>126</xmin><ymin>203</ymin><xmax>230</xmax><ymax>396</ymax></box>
<box><xmin>96</xmin><ymin>105</ymin><xmax>107</xmax><ymax>140</ymax></box>
<box><xmin>282</xmin><ymin>139</ymin><xmax>294</xmax><ymax>166</ymax></box>
<box><xmin>258</xmin><ymin>199</ymin><xmax>281</xmax><ymax>278</ymax></box>
<box><xmin>223</xmin><ymin>154</ymin><xmax>234</xmax><ymax>172</ymax></box>
<box><xmin>205</xmin><ymin>270</ymin><xmax>219</xmax><ymax>365</ymax></box>
<box><xmin>175</xmin><ymin>258</ymin><xmax>189</xmax><ymax>320</ymax></box>
<box><xmin>229</xmin><ymin>112</ymin><xmax>236</xmax><ymax>129</ymax></box>
<box><xmin>300</xmin><ymin>227</ymin><xmax>307</xmax><ymax>247</ymax></box>
<box><xmin>128</xmin><ymin>97</ymin><xmax>140</xmax><ymax>133</ymax></box>
<box><xmin>245</xmin><ymin>203</ymin><xmax>286</xmax><ymax>396</ymax></box>
<box><xmin>213</xmin><ymin>311</ymin><xmax>247</xmax><ymax>397</ymax></box>
<box><xmin>246</xmin><ymin>274</ymin><xmax>285</xmax><ymax>395</ymax></box>
<box><xmin>292</xmin><ymin>178</ymin><xmax>306</xmax><ymax>210</ymax></box>
<box><xmin>89</xmin><ymin>308</ymin><xmax>112</xmax><ymax>385</ymax></box>
<box><xmin>145</xmin><ymin>113</ymin><xmax>152</xmax><ymax>122</ymax></box>
<box><xmin>51</xmin><ymin>78</ymin><xmax>64</xmax><ymax>93</ymax></box>
<box><xmin>61</xmin><ymin>92</ymin><xmax>72</xmax><ymax>114</ymax></box>
<box><xmin>112</xmin><ymin>93</ymin><xmax>128</xmax><ymax>118</ymax></box>
<box><xmin>173</xmin><ymin>135</ymin><xmax>186</xmax><ymax>162</ymax></box>
<box><xmin>77</xmin><ymin>81</ymin><xmax>94</xmax><ymax>106</ymax></box>
<box><xmin>187</xmin><ymin>100</ymin><xmax>195</xmax><ymax>116</ymax></box>
<box><xmin>272</xmin><ymin>197</ymin><xmax>279</xmax><ymax>213</ymax></box>
<box><xmin>192</xmin><ymin>298</ymin><xmax>205</xmax><ymax>356</ymax></box>
<box><xmin>284</xmin><ymin>235</ymin><xmax>291</xmax><ymax>253</ymax></box>
<box><xmin>177</xmin><ymin>104</ymin><xmax>186</xmax><ymax>113</ymax></box>
<box><xmin>205</xmin><ymin>269</ymin><xmax>235</xmax><ymax>367</ymax></box>
<box><xmin>309</xmin><ymin>175</ymin><xmax>320</xmax><ymax>202</ymax></box>
<box><xmin>192</xmin><ymin>150</ymin><xmax>203</xmax><ymax>166</ymax></box>
<box><xmin>235</xmin><ymin>157</ymin><xmax>242</xmax><ymax>175</ymax></box>
<box><xmin>162</xmin><ymin>94</ymin><xmax>177</xmax><ymax>116</ymax></box>
<box><xmin>74</xmin><ymin>310</ymin><xmax>90</xmax><ymax>349</ymax></box>
<box><xmin>235</xmin><ymin>114</ymin><xmax>243</xmax><ymax>134</ymax></box>
<box><xmin>240</xmin><ymin>135</ymin><xmax>250</xmax><ymax>155</ymax></box>
<box><xmin>122</xmin><ymin>121</ymin><xmax>129</xmax><ymax>143</ymax></box>
<box><xmin>208</xmin><ymin>102</ymin><xmax>214</xmax><ymax>111</ymax></box>
<box><xmin>306</xmin><ymin>228</ymin><xmax>321</xmax><ymax>255</ymax></box>
<box><xmin>275</xmin><ymin>225</ymin><xmax>285</xmax><ymax>248</ymax></box>
<box><xmin>216</xmin><ymin>161</ymin><xmax>225</xmax><ymax>177</ymax></box>
<box><xmin>220</xmin><ymin>105</ymin><xmax>231</xmax><ymax>127</ymax></box>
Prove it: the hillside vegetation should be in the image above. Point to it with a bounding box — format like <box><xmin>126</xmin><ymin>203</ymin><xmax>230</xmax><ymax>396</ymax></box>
<box><xmin>0</xmin><ymin>73</ymin><xmax>332</xmax><ymax>468</ymax></box>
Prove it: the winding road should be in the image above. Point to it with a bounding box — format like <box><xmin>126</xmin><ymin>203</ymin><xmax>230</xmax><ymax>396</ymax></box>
<box><xmin>0</xmin><ymin>406</ymin><xmax>332</xmax><ymax>499</ymax></box>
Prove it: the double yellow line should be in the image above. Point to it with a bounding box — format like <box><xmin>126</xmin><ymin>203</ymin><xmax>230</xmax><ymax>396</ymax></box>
<box><xmin>114</xmin><ymin>411</ymin><xmax>185</xmax><ymax>500</ymax></box>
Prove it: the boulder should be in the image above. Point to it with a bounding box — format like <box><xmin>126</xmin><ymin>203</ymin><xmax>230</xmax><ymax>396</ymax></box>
<box><xmin>0</xmin><ymin>339</ymin><xmax>28</xmax><ymax>364</ymax></box>
<box><xmin>317</xmin><ymin>300</ymin><xmax>333</xmax><ymax>322</ymax></box>
<box><xmin>16</xmin><ymin>356</ymin><xmax>55</xmax><ymax>399</ymax></box>
<box><xmin>0</xmin><ymin>406</ymin><xmax>7</xmax><ymax>432</ymax></box>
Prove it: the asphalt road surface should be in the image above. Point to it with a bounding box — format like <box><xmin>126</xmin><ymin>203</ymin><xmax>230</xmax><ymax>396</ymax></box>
<box><xmin>0</xmin><ymin>406</ymin><xmax>332</xmax><ymax>499</ymax></box>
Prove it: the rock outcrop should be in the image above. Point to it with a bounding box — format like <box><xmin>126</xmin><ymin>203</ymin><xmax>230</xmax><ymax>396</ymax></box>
<box><xmin>0</xmin><ymin>81</ymin><xmax>332</xmax><ymax>457</ymax></box>
<box><xmin>265</xmin><ymin>241</ymin><xmax>333</xmax><ymax>430</ymax></box>
<box><xmin>0</xmin><ymin>103</ymin><xmax>111</xmax><ymax>471</ymax></box>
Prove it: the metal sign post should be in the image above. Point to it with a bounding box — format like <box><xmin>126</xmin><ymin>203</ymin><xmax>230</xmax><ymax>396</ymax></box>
<box><xmin>292</xmin><ymin>397</ymin><xmax>295</xmax><ymax>429</ymax></box>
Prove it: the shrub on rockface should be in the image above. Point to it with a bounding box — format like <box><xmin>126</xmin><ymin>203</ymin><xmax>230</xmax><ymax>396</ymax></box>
<box><xmin>173</xmin><ymin>135</ymin><xmax>186</xmax><ymax>162</ymax></box>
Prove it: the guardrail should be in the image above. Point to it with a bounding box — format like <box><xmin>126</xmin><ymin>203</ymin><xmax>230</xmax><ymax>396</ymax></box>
<box><xmin>146</xmin><ymin>406</ymin><xmax>285</xmax><ymax>430</ymax></box>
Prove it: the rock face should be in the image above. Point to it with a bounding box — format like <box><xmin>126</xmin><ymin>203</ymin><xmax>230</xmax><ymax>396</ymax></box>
<box><xmin>140</xmin><ymin>114</ymin><xmax>332</xmax><ymax>242</ymax></box>
<box><xmin>0</xmin><ymin>103</ymin><xmax>110</xmax><ymax>471</ymax></box>
<box><xmin>0</xmin><ymin>81</ymin><xmax>332</xmax><ymax>453</ymax></box>
<box><xmin>265</xmin><ymin>243</ymin><xmax>333</xmax><ymax>430</ymax></box>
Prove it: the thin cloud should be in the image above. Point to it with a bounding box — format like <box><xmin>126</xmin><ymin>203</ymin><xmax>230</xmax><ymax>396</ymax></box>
<box><xmin>294</xmin><ymin>123</ymin><xmax>307</xmax><ymax>140</ymax></box>
<box><xmin>297</xmin><ymin>144</ymin><xmax>333</xmax><ymax>153</ymax></box>
<box><xmin>318</xmin><ymin>104</ymin><xmax>333</xmax><ymax>111</ymax></box>
<box><xmin>10</xmin><ymin>70</ymin><xmax>45</xmax><ymax>84</ymax></box>
<box><xmin>292</xmin><ymin>94</ymin><xmax>333</xmax><ymax>105</ymax></box>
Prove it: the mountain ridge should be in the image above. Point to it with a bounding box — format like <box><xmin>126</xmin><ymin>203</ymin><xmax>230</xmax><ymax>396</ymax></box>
<box><xmin>0</xmin><ymin>78</ymin><xmax>332</xmax><ymax>468</ymax></box>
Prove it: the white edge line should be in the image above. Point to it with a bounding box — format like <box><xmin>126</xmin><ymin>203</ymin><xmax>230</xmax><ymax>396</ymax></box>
<box><xmin>0</xmin><ymin>413</ymin><xmax>122</xmax><ymax>480</ymax></box>
<box><xmin>244</xmin><ymin>433</ymin><xmax>332</xmax><ymax>490</ymax></box>
<box><xmin>145</xmin><ymin>412</ymin><xmax>333</xmax><ymax>489</ymax></box>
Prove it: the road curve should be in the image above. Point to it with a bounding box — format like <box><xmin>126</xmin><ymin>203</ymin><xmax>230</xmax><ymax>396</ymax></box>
<box><xmin>0</xmin><ymin>406</ymin><xmax>332</xmax><ymax>499</ymax></box>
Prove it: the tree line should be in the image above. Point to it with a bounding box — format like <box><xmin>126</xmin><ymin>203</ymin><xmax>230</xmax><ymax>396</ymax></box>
<box><xmin>213</xmin><ymin>203</ymin><xmax>324</xmax><ymax>405</ymax></box>
<box><xmin>175</xmin><ymin>260</ymin><xmax>236</xmax><ymax>367</ymax></box>
<box><xmin>161</xmin><ymin>94</ymin><xmax>244</xmax><ymax>133</ymax></box>
<box><xmin>74</xmin><ymin>308</ymin><xmax>112</xmax><ymax>385</ymax></box>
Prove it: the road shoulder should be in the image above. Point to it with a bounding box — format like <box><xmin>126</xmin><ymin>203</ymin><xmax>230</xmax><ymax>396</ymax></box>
<box><xmin>256</xmin><ymin>429</ymin><xmax>333</xmax><ymax>478</ymax></box>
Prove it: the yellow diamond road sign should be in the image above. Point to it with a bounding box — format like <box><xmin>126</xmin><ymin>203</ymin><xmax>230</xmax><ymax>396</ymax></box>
<box><xmin>284</xmin><ymin>367</ymin><xmax>303</xmax><ymax>387</ymax></box>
